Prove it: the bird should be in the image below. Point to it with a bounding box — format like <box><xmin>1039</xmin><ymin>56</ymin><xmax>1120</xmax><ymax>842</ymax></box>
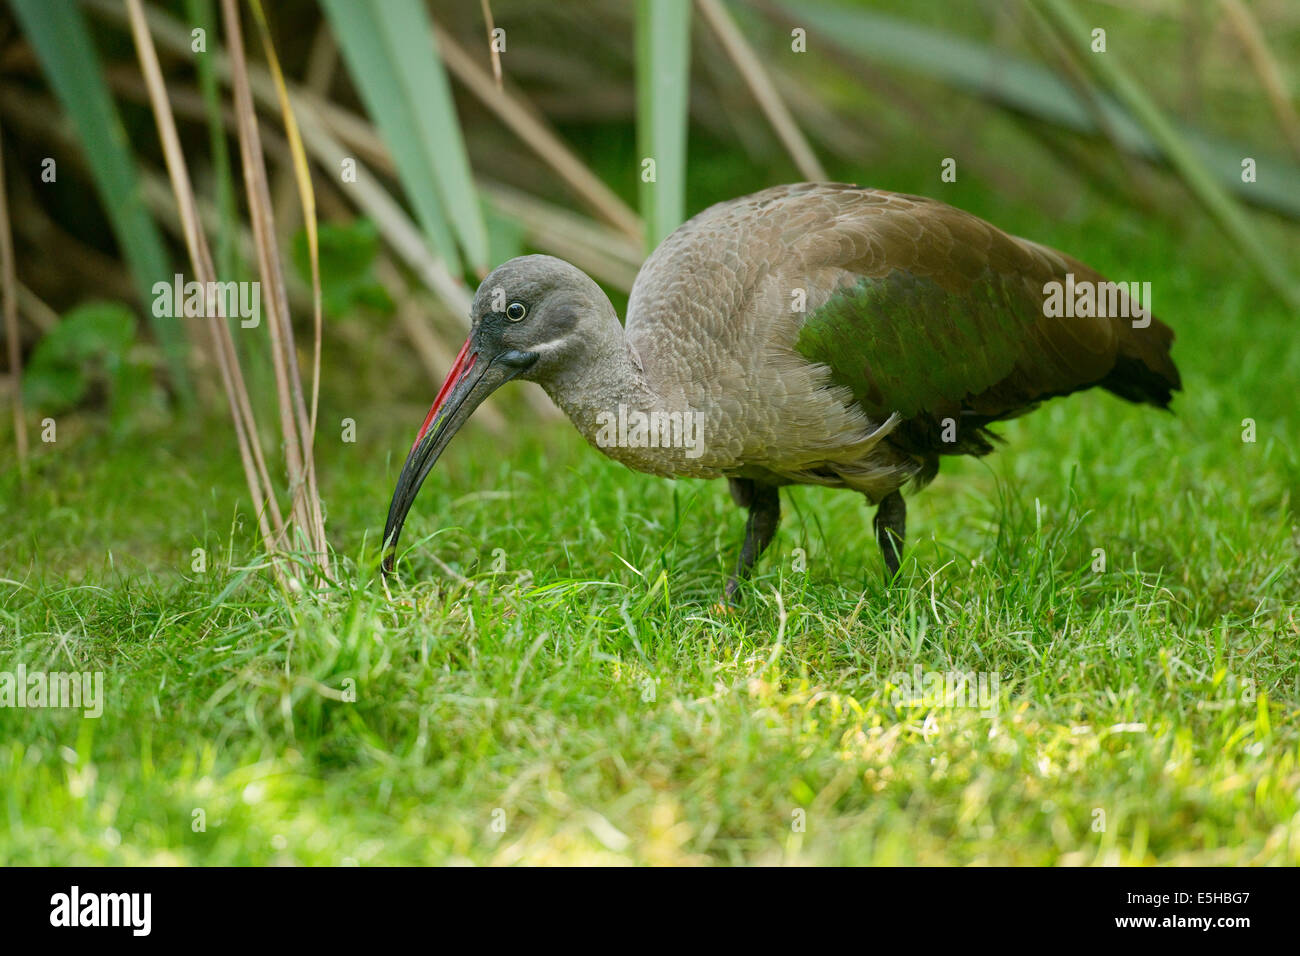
<box><xmin>382</xmin><ymin>183</ymin><xmax>1180</xmax><ymax>604</ymax></box>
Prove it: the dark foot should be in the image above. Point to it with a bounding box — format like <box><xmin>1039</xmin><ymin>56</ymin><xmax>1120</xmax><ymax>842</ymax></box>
<box><xmin>723</xmin><ymin>479</ymin><xmax>781</xmax><ymax>605</ymax></box>
<box><xmin>873</xmin><ymin>490</ymin><xmax>906</xmax><ymax>580</ymax></box>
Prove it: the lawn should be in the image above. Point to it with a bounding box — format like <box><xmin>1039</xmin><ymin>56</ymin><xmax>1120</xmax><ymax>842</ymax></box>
<box><xmin>2</xmin><ymin>182</ymin><xmax>1298</xmax><ymax>866</ymax></box>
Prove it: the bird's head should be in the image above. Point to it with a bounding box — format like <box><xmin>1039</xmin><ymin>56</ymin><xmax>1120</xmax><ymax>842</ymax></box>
<box><xmin>381</xmin><ymin>255</ymin><xmax>611</xmax><ymax>572</ymax></box>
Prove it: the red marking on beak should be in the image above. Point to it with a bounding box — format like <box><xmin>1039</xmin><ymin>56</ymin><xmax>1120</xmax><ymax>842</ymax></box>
<box><xmin>412</xmin><ymin>337</ymin><xmax>476</xmax><ymax>451</ymax></box>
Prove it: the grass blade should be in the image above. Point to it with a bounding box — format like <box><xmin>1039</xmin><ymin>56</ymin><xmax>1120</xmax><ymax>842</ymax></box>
<box><xmin>222</xmin><ymin>0</ymin><xmax>330</xmax><ymax>576</ymax></box>
<box><xmin>318</xmin><ymin>0</ymin><xmax>462</xmax><ymax>275</ymax></box>
<box><xmin>248</xmin><ymin>0</ymin><xmax>324</xmax><ymax>459</ymax></box>
<box><xmin>185</xmin><ymin>0</ymin><xmax>240</xmax><ymax>281</ymax></box>
<box><xmin>480</xmin><ymin>0</ymin><xmax>502</xmax><ymax>89</ymax></box>
<box><xmin>1219</xmin><ymin>0</ymin><xmax>1300</xmax><ymax>164</ymax></box>
<box><xmin>320</xmin><ymin>0</ymin><xmax>488</xmax><ymax>276</ymax></box>
<box><xmin>432</xmin><ymin>22</ymin><xmax>642</xmax><ymax>241</ymax></box>
<box><xmin>124</xmin><ymin>0</ymin><xmax>286</xmax><ymax>572</ymax></box>
<box><xmin>636</xmin><ymin>0</ymin><xmax>693</xmax><ymax>251</ymax></box>
<box><xmin>696</xmin><ymin>0</ymin><xmax>825</xmax><ymax>181</ymax></box>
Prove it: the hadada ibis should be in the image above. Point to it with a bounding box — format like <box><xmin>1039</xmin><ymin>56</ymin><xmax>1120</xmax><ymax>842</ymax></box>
<box><xmin>382</xmin><ymin>184</ymin><xmax>1179</xmax><ymax>603</ymax></box>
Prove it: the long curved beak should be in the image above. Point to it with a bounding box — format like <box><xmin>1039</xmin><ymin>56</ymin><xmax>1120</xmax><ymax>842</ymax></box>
<box><xmin>382</xmin><ymin>337</ymin><xmax>536</xmax><ymax>574</ymax></box>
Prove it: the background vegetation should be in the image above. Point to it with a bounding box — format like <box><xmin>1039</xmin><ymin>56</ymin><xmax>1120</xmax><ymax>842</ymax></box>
<box><xmin>0</xmin><ymin>0</ymin><xmax>1297</xmax><ymax>864</ymax></box>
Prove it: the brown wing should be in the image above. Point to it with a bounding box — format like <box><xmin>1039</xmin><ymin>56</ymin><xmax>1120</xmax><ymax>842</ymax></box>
<box><xmin>784</xmin><ymin>186</ymin><xmax>1179</xmax><ymax>462</ymax></box>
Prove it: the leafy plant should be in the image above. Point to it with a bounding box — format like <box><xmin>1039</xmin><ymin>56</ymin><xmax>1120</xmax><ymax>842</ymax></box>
<box><xmin>22</xmin><ymin>303</ymin><xmax>159</xmax><ymax>429</ymax></box>
<box><xmin>319</xmin><ymin>0</ymin><xmax>489</xmax><ymax>278</ymax></box>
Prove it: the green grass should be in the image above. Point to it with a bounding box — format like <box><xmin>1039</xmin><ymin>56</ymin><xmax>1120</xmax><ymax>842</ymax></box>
<box><xmin>2</xmin><ymin>190</ymin><xmax>1298</xmax><ymax>865</ymax></box>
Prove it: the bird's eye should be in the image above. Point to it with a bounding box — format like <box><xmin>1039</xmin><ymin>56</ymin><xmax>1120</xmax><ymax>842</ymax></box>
<box><xmin>506</xmin><ymin>302</ymin><xmax>527</xmax><ymax>321</ymax></box>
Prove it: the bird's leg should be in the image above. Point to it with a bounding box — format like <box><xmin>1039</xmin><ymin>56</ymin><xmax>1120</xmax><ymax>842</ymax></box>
<box><xmin>724</xmin><ymin>479</ymin><xmax>781</xmax><ymax>605</ymax></box>
<box><xmin>873</xmin><ymin>490</ymin><xmax>907</xmax><ymax>580</ymax></box>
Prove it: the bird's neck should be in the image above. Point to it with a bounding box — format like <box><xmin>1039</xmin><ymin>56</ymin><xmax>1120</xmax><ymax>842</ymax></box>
<box><xmin>540</xmin><ymin>319</ymin><xmax>657</xmax><ymax>431</ymax></box>
<box><xmin>537</xmin><ymin>315</ymin><xmax>701</xmax><ymax>476</ymax></box>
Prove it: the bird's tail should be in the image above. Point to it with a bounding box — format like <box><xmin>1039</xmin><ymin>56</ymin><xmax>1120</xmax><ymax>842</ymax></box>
<box><xmin>1101</xmin><ymin>338</ymin><xmax>1180</xmax><ymax>408</ymax></box>
<box><xmin>1101</xmin><ymin>309</ymin><xmax>1181</xmax><ymax>409</ymax></box>
<box><xmin>1052</xmin><ymin>252</ymin><xmax>1182</xmax><ymax>409</ymax></box>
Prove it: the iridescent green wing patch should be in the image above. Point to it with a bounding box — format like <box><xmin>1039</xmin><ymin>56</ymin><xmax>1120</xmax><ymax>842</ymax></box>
<box><xmin>794</xmin><ymin>268</ymin><xmax>1041</xmax><ymax>421</ymax></box>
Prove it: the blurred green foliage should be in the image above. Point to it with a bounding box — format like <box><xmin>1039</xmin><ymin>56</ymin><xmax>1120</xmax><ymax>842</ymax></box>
<box><xmin>21</xmin><ymin>303</ymin><xmax>159</xmax><ymax>431</ymax></box>
<box><xmin>291</xmin><ymin>220</ymin><xmax>393</xmax><ymax>318</ymax></box>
